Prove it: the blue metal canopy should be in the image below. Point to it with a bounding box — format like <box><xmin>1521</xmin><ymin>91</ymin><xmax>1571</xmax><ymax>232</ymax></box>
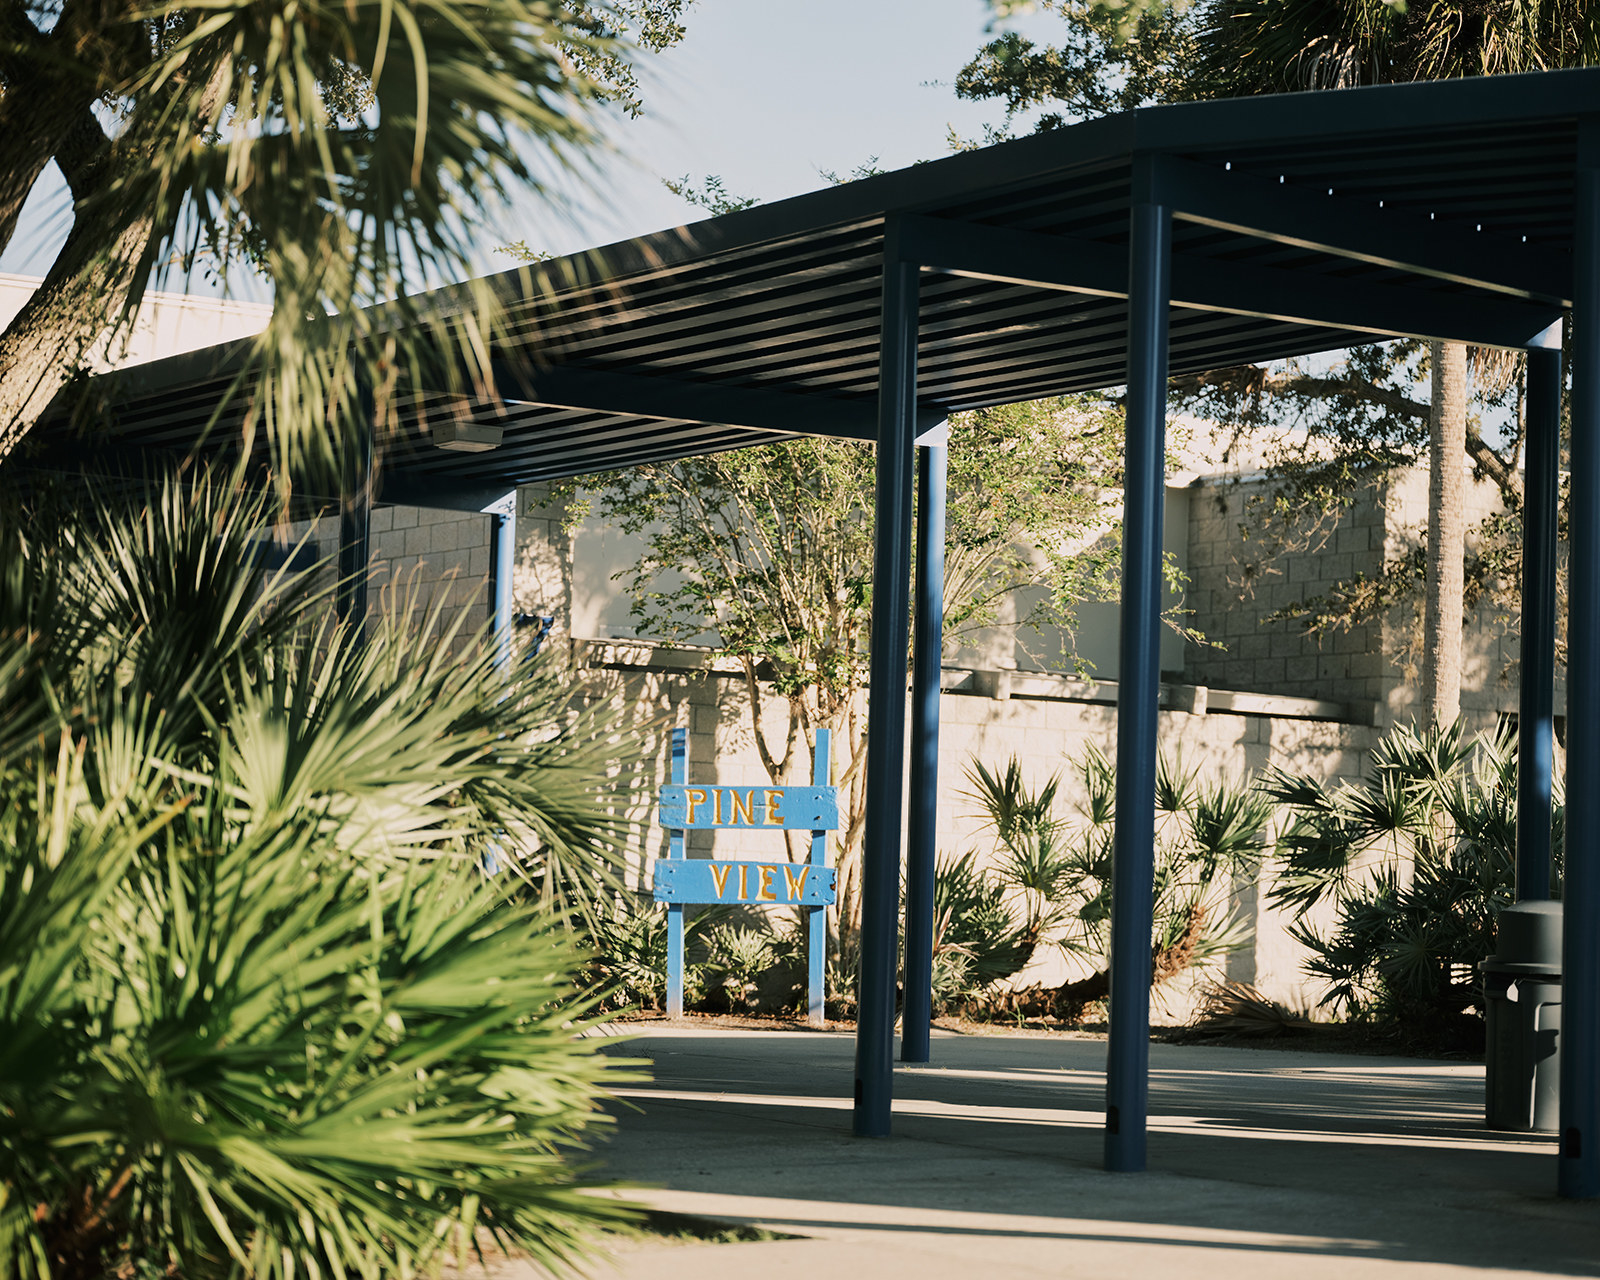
<box><xmin>84</xmin><ymin>66</ymin><xmax>1581</xmax><ymax>492</ymax></box>
<box><xmin>55</xmin><ymin>64</ymin><xmax>1600</xmax><ymax>1201</ymax></box>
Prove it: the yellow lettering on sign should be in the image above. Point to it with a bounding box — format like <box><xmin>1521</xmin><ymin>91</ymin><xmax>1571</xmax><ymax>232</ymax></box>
<box><xmin>784</xmin><ymin>865</ymin><xmax>810</xmax><ymax>899</ymax></box>
<box><xmin>714</xmin><ymin>789</ymin><xmax>724</xmax><ymax>824</ymax></box>
<box><xmin>757</xmin><ymin>866</ymin><xmax>777</xmax><ymax>901</ymax></box>
<box><xmin>686</xmin><ymin>788</ymin><xmax>708</xmax><ymax>825</ymax></box>
<box><xmin>730</xmin><ymin>789</ymin><xmax>755</xmax><ymax>825</ymax></box>
<box><xmin>737</xmin><ymin>864</ymin><xmax>749</xmax><ymax>899</ymax></box>
<box><xmin>766</xmin><ymin>789</ymin><xmax>785</xmax><ymax>825</ymax></box>
<box><xmin>709</xmin><ymin>864</ymin><xmax>732</xmax><ymax>899</ymax></box>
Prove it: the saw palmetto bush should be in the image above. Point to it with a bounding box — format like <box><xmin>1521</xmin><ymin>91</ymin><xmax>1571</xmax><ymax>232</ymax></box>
<box><xmin>1261</xmin><ymin>721</ymin><xmax>1555</xmax><ymax>1044</ymax></box>
<box><xmin>0</xmin><ymin>471</ymin><xmax>638</xmax><ymax>1279</ymax></box>
<box><xmin>933</xmin><ymin>750</ymin><xmax>1269</xmax><ymax>1019</ymax></box>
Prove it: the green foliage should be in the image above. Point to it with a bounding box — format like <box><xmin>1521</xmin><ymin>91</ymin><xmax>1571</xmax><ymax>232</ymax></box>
<box><xmin>958</xmin><ymin>3</ymin><xmax>1596</xmax><ymax>664</ymax></box>
<box><xmin>0</xmin><ymin>468</ymin><xmax>637</xmax><ymax>1278</ymax></box>
<box><xmin>700</xmin><ymin>923</ymin><xmax>797</xmax><ymax>1015</ymax></box>
<box><xmin>932</xmin><ymin>850</ymin><xmax>1043</xmax><ymax>1005</ymax></box>
<box><xmin>1262</xmin><ymin>720</ymin><xmax>1474</xmax><ymax>913</ymax></box>
<box><xmin>0</xmin><ymin>1</ymin><xmax>685</xmax><ymax>481</ymax></box>
<box><xmin>564</xmin><ymin>0</ymin><xmax>692</xmax><ymax>117</ymax></box>
<box><xmin>958</xmin><ymin>0</ymin><xmax>1199</xmax><ymax>137</ymax></box>
<box><xmin>933</xmin><ymin>748</ymin><xmax>1267</xmax><ymax>1013</ymax></box>
<box><xmin>662</xmin><ymin>174</ymin><xmax>761</xmax><ymax>214</ymax></box>
<box><xmin>1264</xmin><ymin>722</ymin><xmax>1558</xmax><ymax>1039</ymax></box>
<box><xmin>1186</xmin><ymin>0</ymin><xmax>1599</xmax><ymax>96</ymax></box>
<box><xmin>585</xmin><ymin>892</ymin><xmax>682</xmax><ymax>1011</ymax></box>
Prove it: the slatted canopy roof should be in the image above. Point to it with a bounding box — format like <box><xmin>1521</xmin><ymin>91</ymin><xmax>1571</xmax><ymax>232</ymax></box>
<box><xmin>74</xmin><ymin>65</ymin><xmax>1589</xmax><ymax>502</ymax></box>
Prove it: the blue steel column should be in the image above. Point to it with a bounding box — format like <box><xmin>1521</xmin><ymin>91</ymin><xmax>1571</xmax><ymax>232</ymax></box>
<box><xmin>1519</xmin><ymin>336</ymin><xmax>1561</xmax><ymax>903</ymax></box>
<box><xmin>491</xmin><ymin>503</ymin><xmax>517</xmax><ymax>669</ymax></box>
<box><xmin>902</xmin><ymin>436</ymin><xmax>947</xmax><ymax>1065</ymax></box>
<box><xmin>336</xmin><ymin>382</ymin><xmax>374</xmax><ymax>643</ymax></box>
<box><xmin>854</xmin><ymin>234</ymin><xmax>920</xmax><ymax>1137</ymax></box>
<box><xmin>1105</xmin><ymin>174</ymin><xmax>1171</xmax><ymax>1174</ymax></box>
<box><xmin>1561</xmin><ymin>129</ymin><xmax>1600</xmax><ymax>1201</ymax></box>
<box><xmin>665</xmin><ymin>729</ymin><xmax>687</xmax><ymax>1018</ymax></box>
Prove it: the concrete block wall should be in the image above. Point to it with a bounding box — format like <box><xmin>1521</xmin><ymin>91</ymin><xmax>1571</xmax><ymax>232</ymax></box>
<box><xmin>1182</xmin><ymin>465</ymin><xmax>1532</xmax><ymax>734</ymax></box>
<box><xmin>579</xmin><ymin>644</ymin><xmax>1378</xmax><ymax>1019</ymax></box>
<box><xmin>1182</xmin><ymin>474</ymin><xmax>1390</xmax><ymax>708</ymax></box>
<box><xmin>268</xmin><ymin>503</ymin><xmax>495</xmax><ymax>636</ymax></box>
<box><xmin>366</xmin><ymin>504</ymin><xmax>493</xmax><ymax>634</ymax></box>
<box><xmin>512</xmin><ymin>486</ymin><xmax>572</xmax><ymax>625</ymax></box>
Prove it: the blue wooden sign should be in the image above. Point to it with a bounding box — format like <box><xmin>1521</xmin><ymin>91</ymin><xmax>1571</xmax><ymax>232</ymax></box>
<box><xmin>657</xmin><ymin>785</ymin><xmax>838</xmax><ymax>830</ymax></box>
<box><xmin>654</xmin><ymin>727</ymin><xmax>835</xmax><ymax>1026</ymax></box>
<box><xmin>653</xmin><ymin>859</ymin><xmax>836</xmax><ymax>906</ymax></box>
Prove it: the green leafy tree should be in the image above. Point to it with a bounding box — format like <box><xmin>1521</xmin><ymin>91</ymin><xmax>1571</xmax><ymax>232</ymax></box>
<box><xmin>580</xmin><ymin>397</ymin><xmax>1131</xmax><ymax>947</ymax></box>
<box><xmin>953</xmin><ymin>0</ymin><xmax>1197</xmax><ymax>143</ymax></box>
<box><xmin>0</xmin><ymin>0</ymin><xmax>685</xmax><ymax>486</ymax></box>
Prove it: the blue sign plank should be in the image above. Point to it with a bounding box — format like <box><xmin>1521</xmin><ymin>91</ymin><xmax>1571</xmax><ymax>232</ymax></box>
<box><xmin>653</xmin><ymin>859</ymin><xmax>837</xmax><ymax>907</ymax></box>
<box><xmin>658</xmin><ymin>783</ymin><xmax>838</xmax><ymax>830</ymax></box>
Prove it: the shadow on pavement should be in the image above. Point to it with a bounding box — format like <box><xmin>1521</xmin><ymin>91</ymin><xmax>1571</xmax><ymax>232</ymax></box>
<box><xmin>595</xmin><ymin>1028</ymin><xmax>1597</xmax><ymax>1277</ymax></box>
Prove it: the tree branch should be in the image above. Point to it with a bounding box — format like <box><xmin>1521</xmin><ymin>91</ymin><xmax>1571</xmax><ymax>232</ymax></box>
<box><xmin>55</xmin><ymin>101</ymin><xmax>115</xmax><ymax>205</ymax></box>
<box><xmin>1465</xmin><ymin>428</ymin><xmax>1521</xmax><ymax>505</ymax></box>
<box><xmin>1171</xmin><ymin>365</ymin><xmax>1431</xmax><ymax>420</ymax></box>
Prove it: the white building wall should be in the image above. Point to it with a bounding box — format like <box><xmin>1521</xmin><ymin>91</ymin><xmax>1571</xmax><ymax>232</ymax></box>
<box><xmin>0</xmin><ymin>273</ymin><xmax>273</xmax><ymax>368</ymax></box>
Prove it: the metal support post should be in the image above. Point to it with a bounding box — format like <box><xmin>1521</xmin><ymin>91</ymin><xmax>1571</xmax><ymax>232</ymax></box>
<box><xmin>336</xmin><ymin>382</ymin><xmax>375</xmax><ymax>643</ymax></box>
<box><xmin>1520</xmin><ymin>335</ymin><xmax>1561</xmax><ymax>903</ymax></box>
<box><xmin>854</xmin><ymin>239</ymin><xmax>920</xmax><ymax>1138</ymax></box>
<box><xmin>809</xmin><ymin>727</ymin><xmax>833</xmax><ymax>1027</ymax></box>
<box><xmin>902</xmin><ymin>434</ymin><xmax>948</xmax><ymax>1064</ymax></box>
<box><xmin>1105</xmin><ymin>178</ymin><xmax>1171</xmax><ymax>1175</ymax></box>
<box><xmin>665</xmin><ymin>728</ymin><xmax>687</xmax><ymax>1018</ymax></box>
<box><xmin>1561</xmin><ymin>125</ymin><xmax>1600</xmax><ymax>1200</ymax></box>
<box><xmin>491</xmin><ymin>500</ymin><xmax>517</xmax><ymax>669</ymax></box>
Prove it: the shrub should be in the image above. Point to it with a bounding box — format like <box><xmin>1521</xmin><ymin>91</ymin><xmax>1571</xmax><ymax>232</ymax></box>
<box><xmin>1261</xmin><ymin>721</ymin><xmax>1558</xmax><ymax>1046</ymax></box>
<box><xmin>934</xmin><ymin>750</ymin><xmax>1268</xmax><ymax>1019</ymax></box>
<box><xmin>0</xmin><ymin>470</ymin><xmax>637</xmax><ymax>1278</ymax></box>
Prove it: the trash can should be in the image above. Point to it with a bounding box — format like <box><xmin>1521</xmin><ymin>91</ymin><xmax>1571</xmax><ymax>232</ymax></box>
<box><xmin>1482</xmin><ymin>900</ymin><xmax>1562</xmax><ymax>1132</ymax></box>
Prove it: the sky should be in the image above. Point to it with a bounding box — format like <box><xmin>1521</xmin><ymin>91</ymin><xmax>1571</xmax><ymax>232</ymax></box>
<box><xmin>0</xmin><ymin>0</ymin><xmax>1056</xmax><ymax>290</ymax></box>
<box><xmin>516</xmin><ymin>0</ymin><xmax>1058</xmax><ymax>262</ymax></box>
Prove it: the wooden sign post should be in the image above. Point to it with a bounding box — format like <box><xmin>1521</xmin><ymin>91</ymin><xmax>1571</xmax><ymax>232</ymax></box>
<box><xmin>654</xmin><ymin>727</ymin><xmax>837</xmax><ymax>1025</ymax></box>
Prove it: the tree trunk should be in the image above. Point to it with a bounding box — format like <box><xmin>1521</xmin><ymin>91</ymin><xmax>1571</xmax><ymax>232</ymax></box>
<box><xmin>0</xmin><ymin>205</ymin><xmax>151</xmax><ymax>456</ymax></box>
<box><xmin>1421</xmin><ymin>340</ymin><xmax>1467</xmax><ymax>727</ymax></box>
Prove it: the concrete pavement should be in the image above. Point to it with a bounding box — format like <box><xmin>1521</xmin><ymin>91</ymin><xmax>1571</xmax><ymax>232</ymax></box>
<box><xmin>569</xmin><ymin>1025</ymin><xmax>1599</xmax><ymax>1278</ymax></box>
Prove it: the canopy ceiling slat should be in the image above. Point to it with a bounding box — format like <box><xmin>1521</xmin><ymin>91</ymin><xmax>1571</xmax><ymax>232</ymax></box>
<box><xmin>41</xmin><ymin>67</ymin><xmax>1593</xmax><ymax>490</ymax></box>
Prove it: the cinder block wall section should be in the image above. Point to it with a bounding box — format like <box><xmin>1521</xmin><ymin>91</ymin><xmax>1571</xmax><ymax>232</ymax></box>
<box><xmin>1181</xmin><ymin>465</ymin><xmax>1534</xmax><ymax>733</ymax></box>
<box><xmin>264</xmin><ymin>504</ymin><xmax>495</xmax><ymax>635</ymax></box>
<box><xmin>366</xmin><ymin>505</ymin><xmax>494</xmax><ymax>634</ymax></box>
<box><xmin>1181</xmin><ymin>474</ymin><xmax>1390</xmax><ymax>712</ymax></box>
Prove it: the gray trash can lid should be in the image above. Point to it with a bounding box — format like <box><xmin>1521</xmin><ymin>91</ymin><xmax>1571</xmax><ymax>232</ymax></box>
<box><xmin>1482</xmin><ymin>899</ymin><xmax>1563</xmax><ymax>976</ymax></box>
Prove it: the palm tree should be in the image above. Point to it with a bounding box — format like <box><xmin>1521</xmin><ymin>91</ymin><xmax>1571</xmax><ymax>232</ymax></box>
<box><xmin>0</xmin><ymin>1</ymin><xmax>683</xmax><ymax>489</ymax></box>
<box><xmin>0</xmin><ymin>466</ymin><xmax>639</xmax><ymax>1277</ymax></box>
